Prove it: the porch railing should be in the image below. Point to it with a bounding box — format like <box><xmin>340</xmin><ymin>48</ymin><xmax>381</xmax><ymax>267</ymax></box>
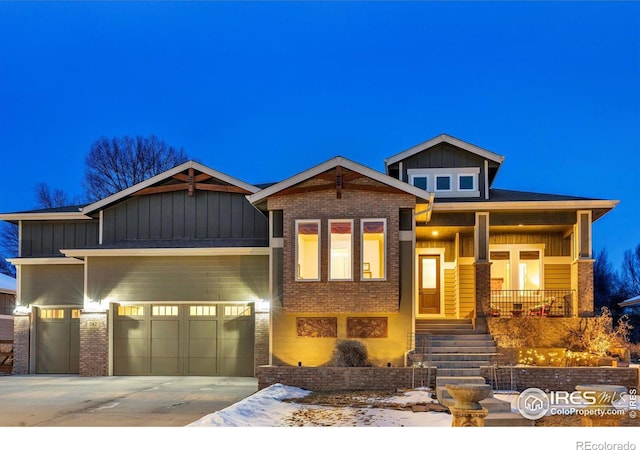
<box><xmin>489</xmin><ymin>290</ymin><xmax>574</xmax><ymax>318</ymax></box>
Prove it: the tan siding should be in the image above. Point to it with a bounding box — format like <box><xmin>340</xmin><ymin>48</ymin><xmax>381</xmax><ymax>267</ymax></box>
<box><xmin>544</xmin><ymin>264</ymin><xmax>572</xmax><ymax>290</ymax></box>
<box><xmin>21</xmin><ymin>265</ymin><xmax>84</xmax><ymax>306</ymax></box>
<box><xmin>444</xmin><ymin>268</ymin><xmax>456</xmax><ymax>318</ymax></box>
<box><xmin>87</xmin><ymin>256</ymin><xmax>269</xmax><ymax>303</ymax></box>
<box><xmin>489</xmin><ymin>233</ymin><xmax>569</xmax><ymax>257</ymax></box>
<box><xmin>458</xmin><ymin>264</ymin><xmax>475</xmax><ymax>318</ymax></box>
<box><xmin>417</xmin><ymin>240</ymin><xmax>455</xmax><ymax>262</ymax></box>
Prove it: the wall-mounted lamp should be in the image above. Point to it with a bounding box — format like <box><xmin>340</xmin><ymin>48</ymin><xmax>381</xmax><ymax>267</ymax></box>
<box><xmin>255</xmin><ymin>299</ymin><xmax>270</xmax><ymax>313</ymax></box>
<box><xmin>13</xmin><ymin>305</ymin><xmax>31</xmax><ymax>315</ymax></box>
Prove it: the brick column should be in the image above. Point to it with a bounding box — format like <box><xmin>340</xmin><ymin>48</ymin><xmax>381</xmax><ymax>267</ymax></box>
<box><xmin>12</xmin><ymin>314</ymin><xmax>30</xmax><ymax>375</ymax></box>
<box><xmin>79</xmin><ymin>311</ymin><xmax>108</xmax><ymax>376</ymax></box>
<box><xmin>572</xmin><ymin>259</ymin><xmax>595</xmax><ymax>317</ymax></box>
<box><xmin>254</xmin><ymin>310</ymin><xmax>270</xmax><ymax>371</ymax></box>
<box><xmin>475</xmin><ymin>262</ymin><xmax>492</xmax><ymax>318</ymax></box>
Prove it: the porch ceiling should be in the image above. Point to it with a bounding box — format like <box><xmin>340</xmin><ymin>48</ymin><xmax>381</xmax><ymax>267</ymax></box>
<box><xmin>416</xmin><ymin>224</ymin><xmax>572</xmax><ymax>240</ymax></box>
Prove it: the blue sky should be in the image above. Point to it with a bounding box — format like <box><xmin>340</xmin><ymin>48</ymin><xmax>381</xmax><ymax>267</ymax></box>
<box><xmin>0</xmin><ymin>1</ymin><xmax>638</xmax><ymax>269</ymax></box>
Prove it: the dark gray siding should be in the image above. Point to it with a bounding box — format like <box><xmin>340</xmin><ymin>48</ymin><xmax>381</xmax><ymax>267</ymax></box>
<box><xmin>102</xmin><ymin>191</ymin><xmax>268</xmax><ymax>245</ymax></box>
<box><xmin>22</xmin><ymin>221</ymin><xmax>99</xmax><ymax>257</ymax></box>
<box><xmin>87</xmin><ymin>255</ymin><xmax>269</xmax><ymax>303</ymax></box>
<box><xmin>21</xmin><ymin>264</ymin><xmax>84</xmax><ymax>306</ymax></box>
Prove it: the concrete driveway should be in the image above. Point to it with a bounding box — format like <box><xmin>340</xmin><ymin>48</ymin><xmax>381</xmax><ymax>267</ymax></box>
<box><xmin>0</xmin><ymin>375</ymin><xmax>258</xmax><ymax>426</ymax></box>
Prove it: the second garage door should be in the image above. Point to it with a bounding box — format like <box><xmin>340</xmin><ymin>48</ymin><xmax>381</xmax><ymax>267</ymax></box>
<box><xmin>114</xmin><ymin>303</ymin><xmax>254</xmax><ymax>376</ymax></box>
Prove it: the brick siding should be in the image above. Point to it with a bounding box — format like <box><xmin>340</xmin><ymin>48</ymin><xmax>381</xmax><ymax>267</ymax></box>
<box><xmin>254</xmin><ymin>311</ymin><xmax>270</xmax><ymax>368</ymax></box>
<box><xmin>12</xmin><ymin>314</ymin><xmax>30</xmax><ymax>375</ymax></box>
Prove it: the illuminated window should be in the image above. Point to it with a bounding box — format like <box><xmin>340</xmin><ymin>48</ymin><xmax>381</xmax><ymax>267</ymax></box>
<box><xmin>361</xmin><ymin>219</ymin><xmax>386</xmax><ymax>280</ymax></box>
<box><xmin>296</xmin><ymin>220</ymin><xmax>320</xmax><ymax>281</ymax></box>
<box><xmin>40</xmin><ymin>309</ymin><xmax>64</xmax><ymax>319</ymax></box>
<box><xmin>71</xmin><ymin>309</ymin><xmax>81</xmax><ymax>319</ymax></box>
<box><xmin>117</xmin><ymin>305</ymin><xmax>144</xmax><ymax>316</ymax></box>
<box><xmin>490</xmin><ymin>248</ymin><xmax>542</xmax><ymax>291</ymax></box>
<box><xmin>190</xmin><ymin>306</ymin><xmax>217</xmax><ymax>316</ymax></box>
<box><xmin>224</xmin><ymin>305</ymin><xmax>252</xmax><ymax>317</ymax></box>
<box><xmin>152</xmin><ymin>305</ymin><xmax>178</xmax><ymax>316</ymax></box>
<box><xmin>329</xmin><ymin>220</ymin><xmax>353</xmax><ymax>280</ymax></box>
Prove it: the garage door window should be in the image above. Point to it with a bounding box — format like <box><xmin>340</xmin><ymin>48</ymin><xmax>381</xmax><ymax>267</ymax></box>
<box><xmin>152</xmin><ymin>305</ymin><xmax>178</xmax><ymax>316</ymax></box>
<box><xmin>71</xmin><ymin>309</ymin><xmax>81</xmax><ymax>319</ymax></box>
<box><xmin>190</xmin><ymin>306</ymin><xmax>217</xmax><ymax>316</ymax></box>
<box><xmin>225</xmin><ymin>305</ymin><xmax>252</xmax><ymax>317</ymax></box>
<box><xmin>40</xmin><ymin>309</ymin><xmax>64</xmax><ymax>319</ymax></box>
<box><xmin>118</xmin><ymin>305</ymin><xmax>144</xmax><ymax>316</ymax></box>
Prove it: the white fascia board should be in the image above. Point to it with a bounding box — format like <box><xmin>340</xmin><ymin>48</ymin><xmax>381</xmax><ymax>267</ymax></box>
<box><xmin>432</xmin><ymin>199</ymin><xmax>619</xmax><ymax>213</ymax></box>
<box><xmin>0</xmin><ymin>212</ymin><xmax>90</xmax><ymax>221</ymax></box>
<box><xmin>384</xmin><ymin>134</ymin><xmax>506</xmax><ymax>168</ymax></box>
<box><xmin>82</xmin><ymin>160</ymin><xmax>261</xmax><ymax>215</ymax></box>
<box><xmin>7</xmin><ymin>257</ymin><xmax>85</xmax><ymax>265</ymax></box>
<box><xmin>61</xmin><ymin>247</ymin><xmax>270</xmax><ymax>257</ymax></box>
<box><xmin>247</xmin><ymin>156</ymin><xmax>434</xmax><ymax>204</ymax></box>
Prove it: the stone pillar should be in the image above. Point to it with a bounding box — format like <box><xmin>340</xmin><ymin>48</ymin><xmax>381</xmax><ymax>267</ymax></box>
<box><xmin>79</xmin><ymin>310</ymin><xmax>108</xmax><ymax>376</ymax></box>
<box><xmin>450</xmin><ymin>406</ymin><xmax>489</xmax><ymax>427</ymax></box>
<box><xmin>572</xmin><ymin>259</ymin><xmax>594</xmax><ymax>317</ymax></box>
<box><xmin>254</xmin><ymin>309</ymin><xmax>270</xmax><ymax>371</ymax></box>
<box><xmin>12</xmin><ymin>313</ymin><xmax>30</xmax><ymax>375</ymax></box>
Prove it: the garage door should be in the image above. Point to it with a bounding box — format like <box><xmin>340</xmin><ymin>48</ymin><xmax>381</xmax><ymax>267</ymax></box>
<box><xmin>36</xmin><ymin>307</ymin><xmax>80</xmax><ymax>374</ymax></box>
<box><xmin>113</xmin><ymin>303</ymin><xmax>254</xmax><ymax>376</ymax></box>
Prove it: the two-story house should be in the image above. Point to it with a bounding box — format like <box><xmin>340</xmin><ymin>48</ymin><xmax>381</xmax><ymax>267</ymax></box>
<box><xmin>0</xmin><ymin>134</ymin><xmax>618</xmax><ymax>376</ymax></box>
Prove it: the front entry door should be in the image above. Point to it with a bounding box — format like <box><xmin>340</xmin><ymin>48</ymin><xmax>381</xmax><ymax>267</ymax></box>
<box><xmin>419</xmin><ymin>255</ymin><xmax>441</xmax><ymax>315</ymax></box>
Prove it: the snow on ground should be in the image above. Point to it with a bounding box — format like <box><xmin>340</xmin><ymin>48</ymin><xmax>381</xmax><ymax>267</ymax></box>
<box><xmin>188</xmin><ymin>383</ymin><xmax>452</xmax><ymax>427</ymax></box>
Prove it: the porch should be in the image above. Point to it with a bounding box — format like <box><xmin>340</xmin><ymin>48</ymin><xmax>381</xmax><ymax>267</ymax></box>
<box><xmin>489</xmin><ymin>289</ymin><xmax>574</xmax><ymax>318</ymax></box>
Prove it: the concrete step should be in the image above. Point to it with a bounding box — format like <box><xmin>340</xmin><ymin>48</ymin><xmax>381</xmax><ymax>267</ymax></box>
<box><xmin>436</xmin><ymin>376</ymin><xmax>487</xmax><ymax>387</ymax></box>
<box><xmin>420</xmin><ymin>340</ymin><xmax>496</xmax><ymax>348</ymax></box>
<box><xmin>436</xmin><ymin>368</ymin><xmax>483</xmax><ymax>377</ymax></box>
<box><xmin>485</xmin><ymin>412</ymin><xmax>535</xmax><ymax>427</ymax></box>
<box><xmin>427</xmin><ymin>360</ymin><xmax>492</xmax><ymax>368</ymax></box>
<box><xmin>424</xmin><ymin>346</ymin><xmax>497</xmax><ymax>353</ymax></box>
<box><xmin>417</xmin><ymin>334</ymin><xmax>495</xmax><ymax>341</ymax></box>
<box><xmin>426</xmin><ymin>354</ymin><xmax>497</xmax><ymax>361</ymax></box>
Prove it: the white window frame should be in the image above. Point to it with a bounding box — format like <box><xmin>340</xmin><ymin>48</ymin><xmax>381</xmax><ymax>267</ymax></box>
<box><xmin>360</xmin><ymin>218</ymin><xmax>387</xmax><ymax>281</ymax></box>
<box><xmin>435</xmin><ymin>175</ymin><xmax>453</xmax><ymax>192</ymax></box>
<box><xmin>295</xmin><ymin>219</ymin><xmax>321</xmax><ymax>282</ymax></box>
<box><xmin>409</xmin><ymin>174</ymin><xmax>429</xmax><ymax>191</ymax></box>
<box><xmin>458</xmin><ymin>173</ymin><xmax>477</xmax><ymax>191</ymax></box>
<box><xmin>329</xmin><ymin>219</ymin><xmax>354</xmax><ymax>281</ymax></box>
<box><xmin>489</xmin><ymin>244</ymin><xmax>545</xmax><ymax>291</ymax></box>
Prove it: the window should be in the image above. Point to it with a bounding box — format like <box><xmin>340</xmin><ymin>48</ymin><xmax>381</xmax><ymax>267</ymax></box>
<box><xmin>190</xmin><ymin>305</ymin><xmax>217</xmax><ymax>316</ymax></box>
<box><xmin>435</xmin><ymin>175</ymin><xmax>452</xmax><ymax>191</ymax></box>
<box><xmin>40</xmin><ymin>309</ymin><xmax>64</xmax><ymax>319</ymax></box>
<box><xmin>490</xmin><ymin>248</ymin><xmax>542</xmax><ymax>291</ymax></box>
<box><xmin>118</xmin><ymin>305</ymin><xmax>144</xmax><ymax>316</ymax></box>
<box><xmin>458</xmin><ymin>174</ymin><xmax>475</xmax><ymax>191</ymax></box>
<box><xmin>224</xmin><ymin>305</ymin><xmax>252</xmax><ymax>317</ymax></box>
<box><xmin>329</xmin><ymin>220</ymin><xmax>353</xmax><ymax>280</ymax></box>
<box><xmin>412</xmin><ymin>176</ymin><xmax>428</xmax><ymax>190</ymax></box>
<box><xmin>361</xmin><ymin>219</ymin><xmax>386</xmax><ymax>280</ymax></box>
<box><xmin>296</xmin><ymin>220</ymin><xmax>320</xmax><ymax>281</ymax></box>
<box><xmin>152</xmin><ymin>305</ymin><xmax>178</xmax><ymax>316</ymax></box>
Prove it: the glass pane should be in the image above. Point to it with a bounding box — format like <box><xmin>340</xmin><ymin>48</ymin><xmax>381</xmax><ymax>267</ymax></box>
<box><xmin>413</xmin><ymin>176</ymin><xmax>427</xmax><ymax>190</ymax></box>
<box><xmin>118</xmin><ymin>305</ymin><xmax>144</xmax><ymax>316</ymax></box>
<box><xmin>152</xmin><ymin>305</ymin><xmax>178</xmax><ymax>316</ymax></box>
<box><xmin>224</xmin><ymin>305</ymin><xmax>252</xmax><ymax>317</ymax></box>
<box><xmin>459</xmin><ymin>175</ymin><xmax>474</xmax><ymax>190</ymax></box>
<box><xmin>297</xmin><ymin>221</ymin><xmax>319</xmax><ymax>280</ymax></box>
<box><xmin>520</xmin><ymin>259</ymin><xmax>541</xmax><ymax>290</ymax></box>
<box><xmin>330</xmin><ymin>221</ymin><xmax>352</xmax><ymax>280</ymax></box>
<box><xmin>421</xmin><ymin>258</ymin><xmax>437</xmax><ymax>289</ymax></box>
<box><xmin>436</xmin><ymin>176</ymin><xmax>450</xmax><ymax>190</ymax></box>
<box><xmin>190</xmin><ymin>305</ymin><xmax>216</xmax><ymax>316</ymax></box>
<box><xmin>362</xmin><ymin>220</ymin><xmax>385</xmax><ymax>279</ymax></box>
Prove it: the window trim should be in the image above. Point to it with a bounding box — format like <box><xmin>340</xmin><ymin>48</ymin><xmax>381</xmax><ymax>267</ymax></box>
<box><xmin>435</xmin><ymin>175</ymin><xmax>453</xmax><ymax>192</ymax></box>
<box><xmin>295</xmin><ymin>219</ymin><xmax>321</xmax><ymax>282</ymax></box>
<box><xmin>409</xmin><ymin>174</ymin><xmax>429</xmax><ymax>191</ymax></box>
<box><xmin>489</xmin><ymin>244</ymin><xmax>545</xmax><ymax>291</ymax></box>
<box><xmin>329</xmin><ymin>219</ymin><xmax>354</xmax><ymax>281</ymax></box>
<box><xmin>360</xmin><ymin>218</ymin><xmax>387</xmax><ymax>281</ymax></box>
<box><xmin>458</xmin><ymin>173</ymin><xmax>477</xmax><ymax>191</ymax></box>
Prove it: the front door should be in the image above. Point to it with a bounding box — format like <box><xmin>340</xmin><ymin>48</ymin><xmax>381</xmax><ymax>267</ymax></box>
<box><xmin>419</xmin><ymin>255</ymin><xmax>440</xmax><ymax>315</ymax></box>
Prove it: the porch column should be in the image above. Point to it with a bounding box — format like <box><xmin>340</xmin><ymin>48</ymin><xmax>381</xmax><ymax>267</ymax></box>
<box><xmin>79</xmin><ymin>310</ymin><xmax>109</xmax><ymax>376</ymax></box>
<box><xmin>474</xmin><ymin>212</ymin><xmax>491</xmax><ymax>319</ymax></box>
<box><xmin>12</xmin><ymin>312</ymin><xmax>30</xmax><ymax>375</ymax></box>
<box><xmin>572</xmin><ymin>211</ymin><xmax>595</xmax><ymax>317</ymax></box>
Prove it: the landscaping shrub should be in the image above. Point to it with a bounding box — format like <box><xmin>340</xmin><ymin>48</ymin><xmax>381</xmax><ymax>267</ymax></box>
<box><xmin>329</xmin><ymin>339</ymin><xmax>369</xmax><ymax>367</ymax></box>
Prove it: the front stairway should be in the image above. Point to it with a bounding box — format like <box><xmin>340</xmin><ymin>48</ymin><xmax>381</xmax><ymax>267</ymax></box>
<box><xmin>413</xmin><ymin>319</ymin><xmax>496</xmax><ymax>377</ymax></box>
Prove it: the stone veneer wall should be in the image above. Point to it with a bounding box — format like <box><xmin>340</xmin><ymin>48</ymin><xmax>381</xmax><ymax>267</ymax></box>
<box><xmin>573</xmin><ymin>260</ymin><xmax>595</xmax><ymax>317</ymax></box>
<box><xmin>79</xmin><ymin>311</ymin><xmax>108</xmax><ymax>376</ymax></box>
<box><xmin>254</xmin><ymin>311</ymin><xmax>270</xmax><ymax>369</ymax></box>
<box><xmin>481</xmin><ymin>366</ymin><xmax>639</xmax><ymax>392</ymax></box>
<box><xmin>12</xmin><ymin>314</ymin><xmax>30</xmax><ymax>375</ymax></box>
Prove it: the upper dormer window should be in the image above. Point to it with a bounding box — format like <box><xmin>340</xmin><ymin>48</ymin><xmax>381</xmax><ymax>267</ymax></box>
<box><xmin>408</xmin><ymin>168</ymin><xmax>480</xmax><ymax>198</ymax></box>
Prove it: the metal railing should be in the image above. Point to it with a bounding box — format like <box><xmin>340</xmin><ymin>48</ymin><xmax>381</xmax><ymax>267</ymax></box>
<box><xmin>406</xmin><ymin>332</ymin><xmax>435</xmax><ymax>389</ymax></box>
<box><xmin>489</xmin><ymin>290</ymin><xmax>574</xmax><ymax>318</ymax></box>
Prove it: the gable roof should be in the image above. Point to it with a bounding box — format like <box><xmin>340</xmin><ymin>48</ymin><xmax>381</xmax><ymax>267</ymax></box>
<box><xmin>82</xmin><ymin>160</ymin><xmax>260</xmax><ymax>215</ymax></box>
<box><xmin>247</xmin><ymin>156</ymin><xmax>435</xmax><ymax>205</ymax></box>
<box><xmin>384</xmin><ymin>134</ymin><xmax>505</xmax><ymax>169</ymax></box>
<box><xmin>0</xmin><ymin>273</ymin><xmax>16</xmax><ymax>294</ymax></box>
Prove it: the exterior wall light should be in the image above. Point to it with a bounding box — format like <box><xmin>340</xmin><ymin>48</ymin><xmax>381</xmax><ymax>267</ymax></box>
<box><xmin>13</xmin><ymin>305</ymin><xmax>31</xmax><ymax>315</ymax></box>
<box><xmin>255</xmin><ymin>299</ymin><xmax>270</xmax><ymax>313</ymax></box>
<box><xmin>83</xmin><ymin>298</ymin><xmax>107</xmax><ymax>312</ymax></box>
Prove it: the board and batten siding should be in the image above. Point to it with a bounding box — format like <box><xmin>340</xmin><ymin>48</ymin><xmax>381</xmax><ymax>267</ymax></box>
<box><xmin>87</xmin><ymin>256</ymin><xmax>269</xmax><ymax>303</ymax></box>
<box><xmin>21</xmin><ymin>221</ymin><xmax>99</xmax><ymax>257</ymax></box>
<box><xmin>102</xmin><ymin>190</ymin><xmax>268</xmax><ymax>243</ymax></box>
<box><xmin>20</xmin><ymin>264</ymin><xmax>84</xmax><ymax>306</ymax></box>
<box><xmin>444</xmin><ymin>268</ymin><xmax>457</xmax><ymax>318</ymax></box>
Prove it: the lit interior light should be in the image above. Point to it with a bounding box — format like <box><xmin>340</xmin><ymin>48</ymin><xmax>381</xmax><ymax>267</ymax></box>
<box><xmin>431</xmin><ymin>231</ymin><xmax>439</xmax><ymax>236</ymax></box>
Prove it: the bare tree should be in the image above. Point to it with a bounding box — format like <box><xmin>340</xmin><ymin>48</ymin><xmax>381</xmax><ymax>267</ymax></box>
<box><xmin>0</xmin><ymin>223</ymin><xmax>18</xmax><ymax>277</ymax></box>
<box><xmin>83</xmin><ymin>135</ymin><xmax>188</xmax><ymax>202</ymax></box>
<box><xmin>34</xmin><ymin>182</ymin><xmax>73</xmax><ymax>209</ymax></box>
<box><xmin>621</xmin><ymin>243</ymin><xmax>640</xmax><ymax>298</ymax></box>
<box><xmin>594</xmin><ymin>248</ymin><xmax>620</xmax><ymax>311</ymax></box>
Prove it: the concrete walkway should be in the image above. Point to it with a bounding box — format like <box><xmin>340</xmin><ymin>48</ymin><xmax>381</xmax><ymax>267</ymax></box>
<box><xmin>0</xmin><ymin>374</ymin><xmax>258</xmax><ymax>426</ymax></box>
